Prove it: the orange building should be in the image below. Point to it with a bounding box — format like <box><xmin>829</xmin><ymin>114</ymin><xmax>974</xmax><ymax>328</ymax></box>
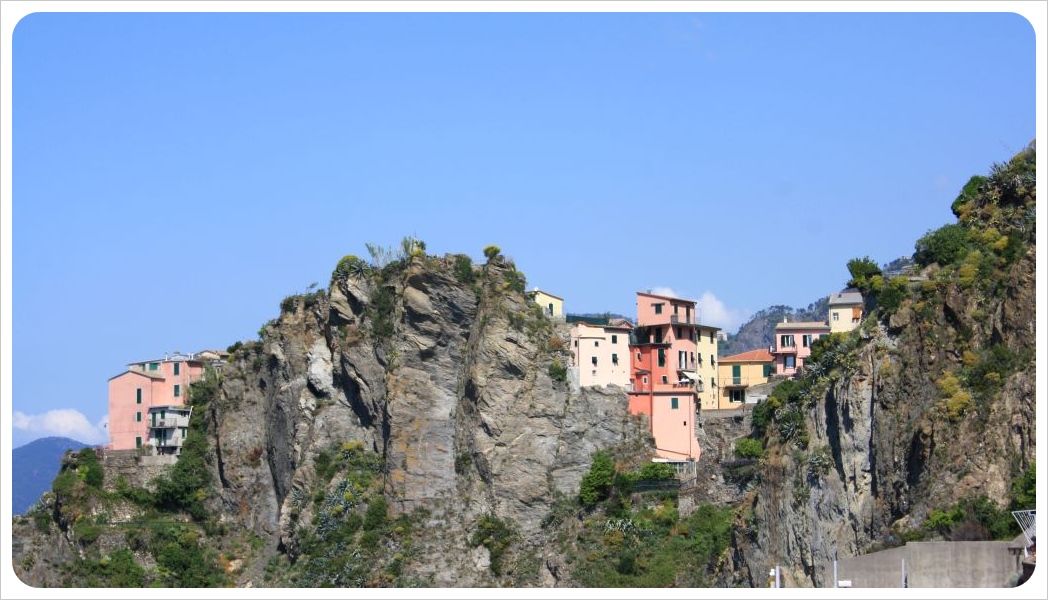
<box><xmin>107</xmin><ymin>351</ymin><xmax>206</xmax><ymax>452</ymax></box>
<box><xmin>627</xmin><ymin>292</ymin><xmax>718</xmax><ymax>462</ymax></box>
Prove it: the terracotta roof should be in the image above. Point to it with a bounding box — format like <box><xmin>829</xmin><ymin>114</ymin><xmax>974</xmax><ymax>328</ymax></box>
<box><xmin>719</xmin><ymin>348</ymin><xmax>774</xmax><ymax>363</ymax></box>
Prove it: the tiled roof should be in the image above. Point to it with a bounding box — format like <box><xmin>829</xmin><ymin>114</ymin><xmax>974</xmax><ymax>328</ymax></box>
<box><xmin>636</xmin><ymin>291</ymin><xmax>697</xmax><ymax>304</ymax></box>
<box><xmin>719</xmin><ymin>348</ymin><xmax>774</xmax><ymax>363</ymax></box>
<box><xmin>108</xmin><ymin>369</ymin><xmax>165</xmax><ymax>382</ymax></box>
<box><xmin>774</xmin><ymin>321</ymin><xmax>830</xmax><ymax>330</ymax></box>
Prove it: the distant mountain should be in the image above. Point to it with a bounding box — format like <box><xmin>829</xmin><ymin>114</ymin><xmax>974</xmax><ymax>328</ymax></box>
<box><xmin>718</xmin><ymin>297</ymin><xmax>830</xmax><ymax>357</ymax></box>
<box><xmin>12</xmin><ymin>437</ymin><xmax>91</xmax><ymax>515</ymax></box>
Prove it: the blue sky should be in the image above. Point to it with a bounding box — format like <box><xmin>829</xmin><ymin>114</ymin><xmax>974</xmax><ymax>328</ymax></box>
<box><xmin>2</xmin><ymin>5</ymin><xmax>1043</xmax><ymax>456</ymax></box>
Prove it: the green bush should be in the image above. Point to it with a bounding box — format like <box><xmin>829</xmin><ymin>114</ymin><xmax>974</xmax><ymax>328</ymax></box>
<box><xmin>875</xmin><ymin>276</ymin><xmax>910</xmax><ymax>315</ymax></box>
<box><xmin>453</xmin><ymin>254</ymin><xmax>474</xmax><ymax>284</ymax></box>
<box><xmin>579</xmin><ymin>451</ymin><xmax>615</xmax><ymax>508</ymax></box>
<box><xmin>734</xmin><ymin>438</ymin><xmax>764</xmax><ymax>459</ymax></box>
<box><xmin>846</xmin><ymin>256</ymin><xmax>882</xmax><ymax>291</ymax></box>
<box><xmin>333</xmin><ymin>254</ymin><xmax>369</xmax><ymax>281</ymax></box>
<box><xmin>548</xmin><ymin>358</ymin><xmax>567</xmax><ymax>383</ymax></box>
<box><xmin>470</xmin><ymin>514</ymin><xmax>516</xmax><ymax>576</ymax></box>
<box><xmin>915</xmin><ymin>223</ymin><xmax>969</xmax><ymax>267</ymax></box>
<box><xmin>483</xmin><ymin>245</ymin><xmax>501</xmax><ymax>261</ymax></box>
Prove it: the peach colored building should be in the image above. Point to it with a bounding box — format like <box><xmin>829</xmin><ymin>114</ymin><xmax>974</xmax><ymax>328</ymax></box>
<box><xmin>828</xmin><ymin>289</ymin><xmax>864</xmax><ymax>333</ymax></box>
<box><xmin>627</xmin><ymin>292</ymin><xmax>718</xmax><ymax>462</ymax></box>
<box><xmin>569</xmin><ymin>320</ymin><xmax>633</xmax><ymax>388</ymax></box>
<box><xmin>717</xmin><ymin>348</ymin><xmax>774</xmax><ymax>409</ymax></box>
<box><xmin>770</xmin><ymin>320</ymin><xmax>830</xmax><ymax>377</ymax></box>
<box><xmin>107</xmin><ymin>352</ymin><xmax>206</xmax><ymax>452</ymax></box>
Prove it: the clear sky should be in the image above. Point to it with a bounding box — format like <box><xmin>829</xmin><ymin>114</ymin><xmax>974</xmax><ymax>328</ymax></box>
<box><xmin>2</xmin><ymin>5</ymin><xmax>1043</xmax><ymax>451</ymax></box>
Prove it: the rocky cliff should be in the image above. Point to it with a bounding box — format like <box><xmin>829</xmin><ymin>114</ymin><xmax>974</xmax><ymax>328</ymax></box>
<box><xmin>723</xmin><ymin>143</ymin><xmax>1037</xmax><ymax>587</ymax></box>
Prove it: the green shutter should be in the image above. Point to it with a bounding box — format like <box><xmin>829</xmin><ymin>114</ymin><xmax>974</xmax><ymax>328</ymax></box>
<box><xmin>136</xmin><ymin>388</ymin><xmax>142</xmax><ymax>404</ymax></box>
<box><xmin>174</xmin><ymin>384</ymin><xmax>180</xmax><ymax>397</ymax></box>
<box><xmin>174</xmin><ymin>362</ymin><xmax>180</xmax><ymax>375</ymax></box>
<box><xmin>135</xmin><ymin>437</ymin><xmax>142</xmax><ymax>448</ymax></box>
<box><xmin>671</xmin><ymin>397</ymin><xmax>679</xmax><ymax>409</ymax></box>
<box><xmin>136</xmin><ymin>412</ymin><xmax>141</xmax><ymax>422</ymax></box>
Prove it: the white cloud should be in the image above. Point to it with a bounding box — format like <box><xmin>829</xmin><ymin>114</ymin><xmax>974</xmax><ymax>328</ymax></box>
<box><xmin>695</xmin><ymin>291</ymin><xmax>750</xmax><ymax>334</ymax></box>
<box><xmin>11</xmin><ymin>409</ymin><xmax>107</xmax><ymax>445</ymax></box>
<box><xmin>648</xmin><ymin>286</ymin><xmax>680</xmax><ymax>298</ymax></box>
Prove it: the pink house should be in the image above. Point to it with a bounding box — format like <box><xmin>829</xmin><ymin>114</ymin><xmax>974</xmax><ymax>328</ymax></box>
<box><xmin>107</xmin><ymin>351</ymin><xmax>206</xmax><ymax>451</ymax></box>
<box><xmin>627</xmin><ymin>292</ymin><xmax>716</xmax><ymax>462</ymax></box>
<box><xmin>770</xmin><ymin>319</ymin><xmax>830</xmax><ymax>376</ymax></box>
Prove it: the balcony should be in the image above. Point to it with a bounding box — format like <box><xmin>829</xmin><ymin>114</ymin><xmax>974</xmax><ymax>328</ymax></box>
<box><xmin>149</xmin><ymin>416</ymin><xmax>190</xmax><ymax>430</ymax></box>
<box><xmin>724</xmin><ymin>376</ymin><xmax>750</xmax><ymax>388</ymax></box>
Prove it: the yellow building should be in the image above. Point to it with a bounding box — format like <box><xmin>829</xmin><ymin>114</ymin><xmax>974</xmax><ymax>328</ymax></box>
<box><xmin>527</xmin><ymin>288</ymin><xmax>564</xmax><ymax>318</ymax></box>
<box><xmin>717</xmin><ymin>348</ymin><xmax>775</xmax><ymax>409</ymax></box>
<box><xmin>695</xmin><ymin>325</ymin><xmax>721</xmax><ymax>411</ymax></box>
<box><xmin>828</xmin><ymin>289</ymin><xmax>864</xmax><ymax>333</ymax></box>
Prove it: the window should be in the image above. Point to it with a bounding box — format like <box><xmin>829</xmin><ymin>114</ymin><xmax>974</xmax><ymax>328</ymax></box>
<box><xmin>709</xmin><ymin>331</ymin><xmax>714</xmax><ymax>343</ymax></box>
<box><xmin>136</xmin><ymin>412</ymin><xmax>142</xmax><ymax>422</ymax></box>
<box><xmin>678</xmin><ymin>350</ymin><xmax>687</xmax><ymax>369</ymax></box>
<box><xmin>654</xmin><ymin>328</ymin><xmax>664</xmax><ymax>344</ymax></box>
<box><xmin>148</xmin><ymin>362</ymin><xmax>159</xmax><ymax>371</ymax></box>
<box><xmin>181</xmin><ymin>427</ymin><xmax>188</xmax><ymax>438</ymax></box>
<box><xmin>730</xmin><ymin>389</ymin><xmax>745</xmax><ymax>403</ymax></box>
<box><xmin>662</xmin><ymin>375</ymin><xmax>668</xmax><ymax>384</ymax></box>
<box><xmin>780</xmin><ymin>334</ymin><xmax>795</xmax><ymax>347</ymax></box>
<box><xmin>173</xmin><ymin>362</ymin><xmax>180</xmax><ymax>376</ymax></box>
<box><xmin>832</xmin><ymin>312</ymin><xmax>839</xmax><ymax>322</ymax></box>
<box><xmin>802</xmin><ymin>334</ymin><xmax>813</xmax><ymax>347</ymax></box>
<box><xmin>676</xmin><ymin>327</ymin><xmax>682</xmax><ymax>339</ymax></box>
<box><xmin>547</xmin><ymin>302</ymin><xmax>554</xmax><ymax>316</ymax></box>
<box><xmin>657</xmin><ymin>348</ymin><xmax>665</xmax><ymax>367</ymax></box>
<box><xmin>591</xmin><ymin>356</ymin><xmax>598</xmax><ymax>366</ymax></box>
<box><xmin>574</xmin><ymin>340</ymin><xmax>578</xmax><ymax>347</ymax></box>
<box><xmin>612</xmin><ymin>353</ymin><xmax>619</xmax><ymax>365</ymax></box>
<box><xmin>642</xmin><ymin>376</ymin><xmax>648</xmax><ymax>384</ymax></box>
<box><xmin>732</xmin><ymin>365</ymin><xmax>741</xmax><ymax>385</ymax></box>
<box><xmin>136</xmin><ymin>388</ymin><xmax>142</xmax><ymax>404</ymax></box>
<box><xmin>594</xmin><ymin>340</ymin><xmax>599</xmax><ymax>347</ymax></box>
<box><xmin>136</xmin><ymin>437</ymin><xmax>142</xmax><ymax>448</ymax></box>
<box><xmin>671</xmin><ymin>397</ymin><xmax>679</xmax><ymax>410</ymax></box>
<box><xmin>785</xmin><ymin>356</ymin><xmax>796</xmax><ymax>369</ymax></box>
<box><xmin>636</xmin><ymin>352</ymin><xmax>642</xmax><ymax>362</ymax></box>
<box><xmin>174</xmin><ymin>384</ymin><xmax>180</xmax><ymax>397</ymax></box>
<box><xmin>711</xmin><ymin>354</ymin><xmax>716</xmax><ymax>367</ymax></box>
<box><xmin>654</xmin><ymin>303</ymin><xmax>663</xmax><ymax>314</ymax></box>
<box><xmin>763</xmin><ymin>364</ymin><xmax>773</xmax><ymax>377</ymax></box>
<box><xmin>611</xmin><ymin>334</ymin><xmax>618</xmax><ymax>344</ymax></box>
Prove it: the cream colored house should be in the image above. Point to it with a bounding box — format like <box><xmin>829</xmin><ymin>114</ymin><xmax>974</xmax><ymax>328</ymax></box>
<box><xmin>569</xmin><ymin>321</ymin><xmax>632</xmax><ymax>388</ymax></box>
<box><xmin>527</xmin><ymin>288</ymin><xmax>564</xmax><ymax>318</ymax></box>
<box><xmin>828</xmin><ymin>289</ymin><xmax>864</xmax><ymax>333</ymax></box>
<box><xmin>717</xmin><ymin>348</ymin><xmax>775</xmax><ymax>409</ymax></box>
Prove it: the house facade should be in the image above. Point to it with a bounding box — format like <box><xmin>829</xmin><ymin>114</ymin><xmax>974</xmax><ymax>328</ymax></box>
<box><xmin>627</xmin><ymin>292</ymin><xmax>719</xmax><ymax>462</ymax></box>
<box><xmin>146</xmin><ymin>406</ymin><xmax>193</xmax><ymax>455</ymax></box>
<box><xmin>770</xmin><ymin>320</ymin><xmax>831</xmax><ymax>376</ymax></box>
<box><xmin>107</xmin><ymin>351</ymin><xmax>206</xmax><ymax>451</ymax></box>
<box><xmin>526</xmin><ymin>288</ymin><xmax>564</xmax><ymax>318</ymax></box>
<box><xmin>828</xmin><ymin>289</ymin><xmax>864</xmax><ymax>333</ymax></box>
<box><xmin>716</xmin><ymin>348</ymin><xmax>775</xmax><ymax>409</ymax></box>
<box><xmin>569</xmin><ymin>321</ymin><xmax>633</xmax><ymax>388</ymax></box>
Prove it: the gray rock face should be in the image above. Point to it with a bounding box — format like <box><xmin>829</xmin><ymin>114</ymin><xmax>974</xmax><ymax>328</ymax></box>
<box><xmin>199</xmin><ymin>255</ymin><xmax>651</xmax><ymax>584</ymax></box>
<box><xmin>734</xmin><ymin>249</ymin><xmax>1037</xmax><ymax>588</ymax></box>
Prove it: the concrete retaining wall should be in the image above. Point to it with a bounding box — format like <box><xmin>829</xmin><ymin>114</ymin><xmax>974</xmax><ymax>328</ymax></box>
<box><xmin>829</xmin><ymin>540</ymin><xmax>1026</xmax><ymax>588</ymax></box>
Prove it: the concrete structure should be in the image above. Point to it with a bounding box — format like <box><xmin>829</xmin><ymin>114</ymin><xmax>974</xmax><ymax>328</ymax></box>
<box><xmin>627</xmin><ymin>291</ymin><xmax>719</xmax><ymax>462</ymax></box>
<box><xmin>770</xmin><ymin>319</ymin><xmax>830</xmax><ymax>376</ymax></box>
<box><xmin>826</xmin><ymin>539</ymin><xmax>1029</xmax><ymax>588</ymax></box>
<box><xmin>569</xmin><ymin>321</ymin><xmax>633</xmax><ymax>388</ymax></box>
<box><xmin>828</xmin><ymin>288</ymin><xmax>864</xmax><ymax>333</ymax></box>
<box><xmin>107</xmin><ymin>351</ymin><xmax>206</xmax><ymax>451</ymax></box>
<box><xmin>526</xmin><ymin>288</ymin><xmax>563</xmax><ymax>318</ymax></box>
<box><xmin>146</xmin><ymin>405</ymin><xmax>193</xmax><ymax>456</ymax></box>
<box><xmin>717</xmin><ymin>348</ymin><xmax>774</xmax><ymax>409</ymax></box>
